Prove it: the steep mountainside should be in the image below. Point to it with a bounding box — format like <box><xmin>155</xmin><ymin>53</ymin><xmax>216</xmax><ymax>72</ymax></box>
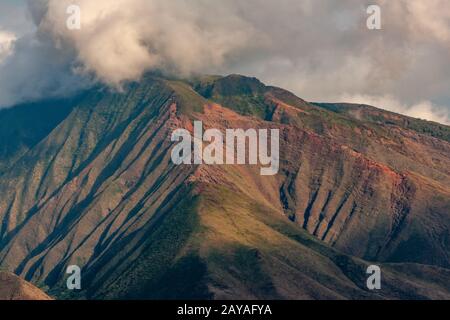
<box><xmin>0</xmin><ymin>74</ymin><xmax>448</xmax><ymax>299</ymax></box>
<box><xmin>0</xmin><ymin>272</ymin><xmax>52</xmax><ymax>300</ymax></box>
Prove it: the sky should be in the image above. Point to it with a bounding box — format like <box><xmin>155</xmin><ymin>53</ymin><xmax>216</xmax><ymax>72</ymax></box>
<box><xmin>0</xmin><ymin>0</ymin><xmax>449</xmax><ymax>125</ymax></box>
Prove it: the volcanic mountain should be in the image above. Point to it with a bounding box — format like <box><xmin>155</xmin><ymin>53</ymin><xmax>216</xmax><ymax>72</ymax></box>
<box><xmin>0</xmin><ymin>74</ymin><xmax>448</xmax><ymax>299</ymax></box>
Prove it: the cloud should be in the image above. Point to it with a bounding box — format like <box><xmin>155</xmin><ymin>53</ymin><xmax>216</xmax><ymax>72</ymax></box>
<box><xmin>338</xmin><ymin>94</ymin><xmax>450</xmax><ymax>125</ymax></box>
<box><xmin>224</xmin><ymin>0</ymin><xmax>450</xmax><ymax>124</ymax></box>
<box><xmin>0</xmin><ymin>0</ymin><xmax>259</xmax><ymax>106</ymax></box>
<box><xmin>37</xmin><ymin>0</ymin><xmax>258</xmax><ymax>85</ymax></box>
<box><xmin>0</xmin><ymin>0</ymin><xmax>449</xmax><ymax>125</ymax></box>
<box><xmin>403</xmin><ymin>0</ymin><xmax>450</xmax><ymax>44</ymax></box>
<box><xmin>0</xmin><ymin>30</ymin><xmax>16</xmax><ymax>63</ymax></box>
<box><xmin>0</xmin><ymin>32</ymin><xmax>89</xmax><ymax>107</ymax></box>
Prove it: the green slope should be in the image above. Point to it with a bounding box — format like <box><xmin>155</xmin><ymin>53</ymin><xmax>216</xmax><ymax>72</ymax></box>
<box><xmin>0</xmin><ymin>74</ymin><xmax>448</xmax><ymax>300</ymax></box>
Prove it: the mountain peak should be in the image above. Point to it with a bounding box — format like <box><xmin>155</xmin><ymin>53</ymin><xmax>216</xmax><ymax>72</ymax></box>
<box><xmin>192</xmin><ymin>74</ymin><xmax>266</xmax><ymax>99</ymax></box>
<box><xmin>0</xmin><ymin>73</ymin><xmax>449</xmax><ymax>300</ymax></box>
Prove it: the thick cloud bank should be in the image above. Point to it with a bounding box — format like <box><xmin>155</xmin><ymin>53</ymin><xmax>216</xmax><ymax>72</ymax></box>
<box><xmin>0</xmin><ymin>0</ymin><xmax>449</xmax><ymax>124</ymax></box>
<box><xmin>38</xmin><ymin>0</ymin><xmax>257</xmax><ymax>84</ymax></box>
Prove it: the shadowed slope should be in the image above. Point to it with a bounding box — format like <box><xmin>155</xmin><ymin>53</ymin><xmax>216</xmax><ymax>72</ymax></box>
<box><xmin>0</xmin><ymin>74</ymin><xmax>448</xmax><ymax>299</ymax></box>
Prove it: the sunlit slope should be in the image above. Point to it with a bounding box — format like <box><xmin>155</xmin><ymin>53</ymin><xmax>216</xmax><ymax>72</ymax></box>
<box><xmin>0</xmin><ymin>272</ymin><xmax>52</xmax><ymax>300</ymax></box>
<box><xmin>0</xmin><ymin>74</ymin><xmax>448</xmax><ymax>299</ymax></box>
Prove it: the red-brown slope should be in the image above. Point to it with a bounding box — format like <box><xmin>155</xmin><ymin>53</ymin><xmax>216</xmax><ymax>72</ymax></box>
<box><xmin>0</xmin><ymin>74</ymin><xmax>448</xmax><ymax>299</ymax></box>
<box><xmin>0</xmin><ymin>272</ymin><xmax>52</xmax><ymax>300</ymax></box>
<box><xmin>193</xmin><ymin>98</ymin><xmax>450</xmax><ymax>268</ymax></box>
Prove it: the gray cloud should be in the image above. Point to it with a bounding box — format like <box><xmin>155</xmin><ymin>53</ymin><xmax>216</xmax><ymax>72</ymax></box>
<box><xmin>0</xmin><ymin>32</ymin><xmax>90</xmax><ymax>107</ymax></box>
<box><xmin>38</xmin><ymin>0</ymin><xmax>259</xmax><ymax>84</ymax></box>
<box><xmin>0</xmin><ymin>0</ymin><xmax>449</xmax><ymax>124</ymax></box>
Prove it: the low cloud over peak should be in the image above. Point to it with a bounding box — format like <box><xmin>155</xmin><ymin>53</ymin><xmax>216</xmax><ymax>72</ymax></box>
<box><xmin>0</xmin><ymin>0</ymin><xmax>449</xmax><ymax>125</ymax></box>
<box><xmin>38</xmin><ymin>0</ymin><xmax>258</xmax><ymax>85</ymax></box>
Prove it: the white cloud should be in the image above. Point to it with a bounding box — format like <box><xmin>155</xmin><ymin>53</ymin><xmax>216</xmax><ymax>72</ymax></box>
<box><xmin>37</xmin><ymin>0</ymin><xmax>257</xmax><ymax>85</ymax></box>
<box><xmin>0</xmin><ymin>30</ymin><xmax>16</xmax><ymax>63</ymax></box>
<box><xmin>0</xmin><ymin>0</ymin><xmax>449</xmax><ymax>126</ymax></box>
<box><xmin>338</xmin><ymin>94</ymin><xmax>450</xmax><ymax>125</ymax></box>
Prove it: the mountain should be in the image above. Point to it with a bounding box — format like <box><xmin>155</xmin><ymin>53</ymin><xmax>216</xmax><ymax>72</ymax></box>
<box><xmin>0</xmin><ymin>272</ymin><xmax>52</xmax><ymax>300</ymax></box>
<box><xmin>0</xmin><ymin>74</ymin><xmax>449</xmax><ymax>300</ymax></box>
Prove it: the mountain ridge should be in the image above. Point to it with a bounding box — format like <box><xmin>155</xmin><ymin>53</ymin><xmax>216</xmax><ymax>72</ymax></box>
<box><xmin>0</xmin><ymin>271</ymin><xmax>52</xmax><ymax>300</ymax></box>
<box><xmin>0</xmin><ymin>74</ymin><xmax>448</xmax><ymax>299</ymax></box>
